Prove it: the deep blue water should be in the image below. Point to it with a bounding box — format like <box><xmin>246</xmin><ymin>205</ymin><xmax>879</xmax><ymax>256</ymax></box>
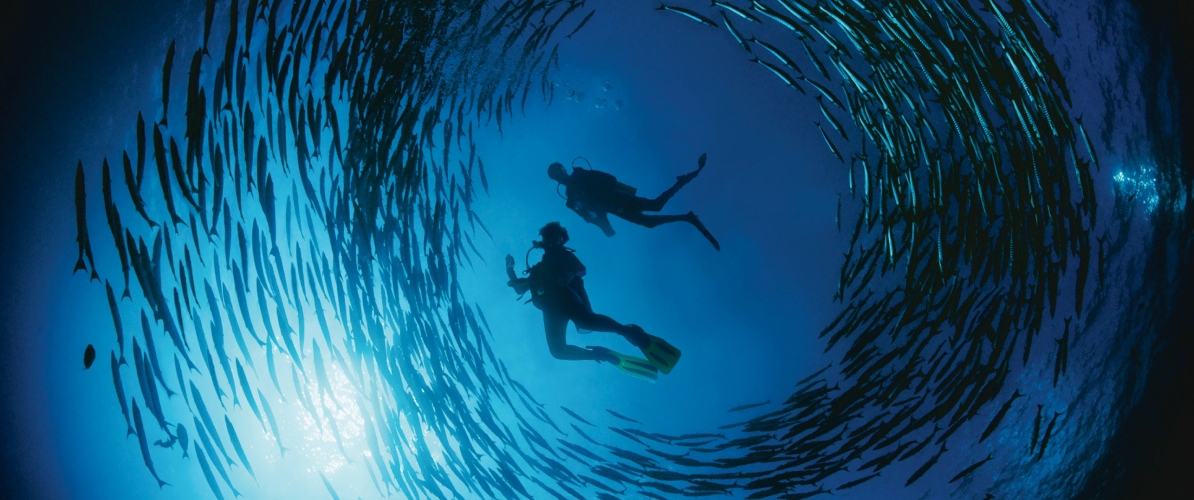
<box><xmin>1</xmin><ymin>0</ymin><xmax>1189</xmax><ymax>499</ymax></box>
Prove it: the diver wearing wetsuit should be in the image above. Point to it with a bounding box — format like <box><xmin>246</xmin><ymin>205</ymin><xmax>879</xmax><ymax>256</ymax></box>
<box><xmin>547</xmin><ymin>156</ymin><xmax>721</xmax><ymax>250</ymax></box>
<box><xmin>506</xmin><ymin>222</ymin><xmax>650</xmax><ymax>363</ymax></box>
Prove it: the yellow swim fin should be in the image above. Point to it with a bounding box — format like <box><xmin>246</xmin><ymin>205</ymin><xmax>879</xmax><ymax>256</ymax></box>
<box><xmin>639</xmin><ymin>334</ymin><xmax>681</xmax><ymax>374</ymax></box>
<box><xmin>589</xmin><ymin>346</ymin><xmax>658</xmax><ymax>382</ymax></box>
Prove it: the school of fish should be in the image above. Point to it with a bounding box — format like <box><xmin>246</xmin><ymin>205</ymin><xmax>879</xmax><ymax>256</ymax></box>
<box><xmin>70</xmin><ymin>0</ymin><xmax>1104</xmax><ymax>498</ymax></box>
<box><xmin>618</xmin><ymin>0</ymin><xmax>1098</xmax><ymax>496</ymax></box>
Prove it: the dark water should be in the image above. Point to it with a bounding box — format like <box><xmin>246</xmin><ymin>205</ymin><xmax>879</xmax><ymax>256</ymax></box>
<box><xmin>1</xmin><ymin>0</ymin><xmax>1189</xmax><ymax>499</ymax></box>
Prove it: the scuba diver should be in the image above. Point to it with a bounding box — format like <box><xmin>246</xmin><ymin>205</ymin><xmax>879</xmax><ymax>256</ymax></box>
<box><xmin>506</xmin><ymin>222</ymin><xmax>681</xmax><ymax>381</ymax></box>
<box><xmin>547</xmin><ymin>154</ymin><xmax>721</xmax><ymax>250</ymax></box>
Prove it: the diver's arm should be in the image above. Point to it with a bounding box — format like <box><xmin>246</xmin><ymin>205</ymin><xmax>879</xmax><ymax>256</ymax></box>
<box><xmin>593</xmin><ymin>212</ymin><xmax>615</xmax><ymax>237</ymax></box>
<box><xmin>570</xmin><ymin>206</ymin><xmax>615</xmax><ymax>237</ymax></box>
<box><xmin>505</xmin><ymin>255</ymin><xmax>519</xmax><ymax>281</ymax></box>
<box><xmin>569</xmin><ymin>203</ymin><xmax>599</xmax><ymax>225</ymax></box>
<box><xmin>505</xmin><ymin>255</ymin><xmax>529</xmax><ymax>294</ymax></box>
<box><xmin>567</xmin><ymin>199</ymin><xmax>610</xmax><ymax>231</ymax></box>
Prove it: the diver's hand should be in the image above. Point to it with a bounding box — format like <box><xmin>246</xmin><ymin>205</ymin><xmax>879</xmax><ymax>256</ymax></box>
<box><xmin>506</xmin><ymin>255</ymin><xmax>518</xmax><ymax>274</ymax></box>
<box><xmin>505</xmin><ymin>254</ymin><xmax>529</xmax><ymax>294</ymax></box>
<box><xmin>505</xmin><ymin>254</ymin><xmax>518</xmax><ymax>281</ymax></box>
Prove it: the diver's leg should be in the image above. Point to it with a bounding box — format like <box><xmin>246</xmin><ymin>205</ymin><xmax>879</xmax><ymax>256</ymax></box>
<box><xmin>569</xmin><ymin>311</ymin><xmax>624</xmax><ymax>334</ymax></box>
<box><xmin>618</xmin><ymin>211</ymin><xmax>719</xmax><ymax>250</ymax></box>
<box><xmin>543</xmin><ymin>311</ymin><xmax>603</xmax><ymax>361</ymax></box>
<box><xmin>615</xmin><ymin>210</ymin><xmax>691</xmax><ymax>229</ymax></box>
<box><xmin>641</xmin><ymin>181</ymin><xmax>687</xmax><ymax>212</ymax></box>
<box><xmin>562</xmin><ymin>298</ymin><xmax>651</xmax><ymax>349</ymax></box>
<box><xmin>641</xmin><ymin>161</ymin><xmax>706</xmax><ymax>212</ymax></box>
<box><xmin>685</xmin><ymin>211</ymin><xmax>721</xmax><ymax>251</ymax></box>
<box><xmin>572</xmin><ymin>312</ymin><xmax>650</xmax><ymax>349</ymax></box>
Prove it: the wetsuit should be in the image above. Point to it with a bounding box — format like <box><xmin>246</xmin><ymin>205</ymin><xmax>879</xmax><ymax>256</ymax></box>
<box><xmin>563</xmin><ymin>167</ymin><xmax>720</xmax><ymax>250</ymax></box>
<box><xmin>523</xmin><ymin>245</ymin><xmax>646</xmax><ymax>361</ymax></box>
<box><xmin>528</xmin><ymin>245</ymin><xmax>591</xmax><ymax>314</ymax></box>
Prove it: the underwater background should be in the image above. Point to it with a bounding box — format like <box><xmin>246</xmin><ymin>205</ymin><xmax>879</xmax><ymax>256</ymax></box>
<box><xmin>0</xmin><ymin>0</ymin><xmax>1190</xmax><ymax>499</ymax></box>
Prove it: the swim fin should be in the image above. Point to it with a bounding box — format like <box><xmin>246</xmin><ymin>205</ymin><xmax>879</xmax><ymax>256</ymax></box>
<box><xmin>639</xmin><ymin>334</ymin><xmax>681</xmax><ymax>374</ymax></box>
<box><xmin>589</xmin><ymin>346</ymin><xmax>658</xmax><ymax>382</ymax></box>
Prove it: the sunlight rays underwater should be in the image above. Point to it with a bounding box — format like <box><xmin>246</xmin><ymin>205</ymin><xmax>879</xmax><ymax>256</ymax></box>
<box><xmin>63</xmin><ymin>0</ymin><xmax>1188</xmax><ymax>499</ymax></box>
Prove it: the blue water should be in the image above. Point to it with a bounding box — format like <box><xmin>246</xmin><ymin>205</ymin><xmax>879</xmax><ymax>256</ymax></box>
<box><xmin>1</xmin><ymin>0</ymin><xmax>1188</xmax><ymax>499</ymax></box>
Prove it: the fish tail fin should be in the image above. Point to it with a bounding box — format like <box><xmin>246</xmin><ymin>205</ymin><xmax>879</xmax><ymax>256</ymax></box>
<box><xmin>126</xmin><ymin>424</ymin><xmax>135</xmax><ymax>437</ymax></box>
<box><xmin>119</xmin><ymin>354</ymin><xmax>128</xmax><ymax>367</ymax></box>
<box><xmin>656</xmin><ymin>3</ymin><xmax>666</xmax><ymax>10</ymax></box>
<box><xmin>280</xmin><ymin>446</ymin><xmax>289</xmax><ymax>457</ymax></box>
<box><xmin>156</xmin><ymin>479</ymin><xmax>169</xmax><ymax>489</ymax></box>
<box><xmin>90</xmin><ymin>270</ymin><xmax>100</xmax><ymax>282</ymax></box>
<box><xmin>74</xmin><ymin>258</ymin><xmax>87</xmax><ymax>274</ymax></box>
<box><xmin>122</xmin><ymin>286</ymin><xmax>132</xmax><ymax>300</ymax></box>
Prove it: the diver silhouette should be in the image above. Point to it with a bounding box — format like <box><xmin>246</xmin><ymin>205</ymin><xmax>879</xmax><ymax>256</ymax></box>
<box><xmin>506</xmin><ymin>223</ymin><xmax>681</xmax><ymax>381</ymax></box>
<box><xmin>547</xmin><ymin>154</ymin><xmax>721</xmax><ymax>250</ymax></box>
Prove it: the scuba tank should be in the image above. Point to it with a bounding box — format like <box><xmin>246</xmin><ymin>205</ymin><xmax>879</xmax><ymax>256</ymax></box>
<box><xmin>570</xmin><ymin>157</ymin><xmax>637</xmax><ymax>196</ymax></box>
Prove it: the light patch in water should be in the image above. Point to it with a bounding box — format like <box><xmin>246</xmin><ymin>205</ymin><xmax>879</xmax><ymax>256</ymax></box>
<box><xmin>1112</xmin><ymin>165</ymin><xmax>1160</xmax><ymax>214</ymax></box>
<box><xmin>289</xmin><ymin>356</ymin><xmax>365</xmax><ymax>475</ymax></box>
<box><xmin>424</xmin><ymin>426</ymin><xmax>446</xmax><ymax>464</ymax></box>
